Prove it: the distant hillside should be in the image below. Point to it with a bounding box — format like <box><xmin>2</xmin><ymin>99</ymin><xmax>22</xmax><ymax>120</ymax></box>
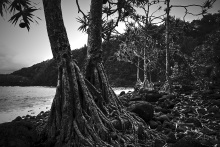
<box><xmin>0</xmin><ymin>40</ymin><xmax>140</xmax><ymax>87</ymax></box>
<box><xmin>1</xmin><ymin>12</ymin><xmax>220</xmax><ymax>87</ymax></box>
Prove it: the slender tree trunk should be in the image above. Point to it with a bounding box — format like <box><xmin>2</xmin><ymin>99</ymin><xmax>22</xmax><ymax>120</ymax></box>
<box><xmin>165</xmin><ymin>0</ymin><xmax>171</xmax><ymax>92</ymax></box>
<box><xmin>137</xmin><ymin>57</ymin><xmax>140</xmax><ymax>82</ymax></box>
<box><xmin>143</xmin><ymin>3</ymin><xmax>150</xmax><ymax>88</ymax></box>
<box><xmin>135</xmin><ymin>57</ymin><xmax>142</xmax><ymax>88</ymax></box>
<box><xmin>84</xmin><ymin>0</ymin><xmax>120</xmax><ymax>107</ymax></box>
<box><xmin>143</xmin><ymin>46</ymin><xmax>148</xmax><ymax>87</ymax></box>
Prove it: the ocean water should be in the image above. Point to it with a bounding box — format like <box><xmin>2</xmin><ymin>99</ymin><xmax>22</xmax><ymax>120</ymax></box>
<box><xmin>0</xmin><ymin>86</ymin><xmax>133</xmax><ymax>124</ymax></box>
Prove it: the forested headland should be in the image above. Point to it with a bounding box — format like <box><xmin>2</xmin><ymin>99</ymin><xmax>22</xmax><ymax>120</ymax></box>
<box><xmin>0</xmin><ymin>42</ymin><xmax>138</xmax><ymax>87</ymax></box>
<box><xmin>1</xmin><ymin>11</ymin><xmax>220</xmax><ymax>89</ymax></box>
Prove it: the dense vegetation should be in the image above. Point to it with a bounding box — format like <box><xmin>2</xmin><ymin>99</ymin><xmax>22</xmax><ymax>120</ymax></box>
<box><xmin>1</xmin><ymin>0</ymin><xmax>220</xmax><ymax>147</ymax></box>
<box><xmin>1</xmin><ymin>11</ymin><xmax>220</xmax><ymax>89</ymax></box>
<box><xmin>0</xmin><ymin>43</ymin><xmax>138</xmax><ymax>87</ymax></box>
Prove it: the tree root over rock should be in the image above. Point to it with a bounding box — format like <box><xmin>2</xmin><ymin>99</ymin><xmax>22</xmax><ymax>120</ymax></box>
<box><xmin>45</xmin><ymin>58</ymin><xmax>165</xmax><ymax>147</ymax></box>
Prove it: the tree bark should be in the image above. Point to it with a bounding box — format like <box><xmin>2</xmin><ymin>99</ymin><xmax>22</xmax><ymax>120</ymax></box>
<box><xmin>84</xmin><ymin>0</ymin><xmax>121</xmax><ymax>108</ymax></box>
<box><xmin>143</xmin><ymin>3</ymin><xmax>150</xmax><ymax>88</ymax></box>
<box><xmin>137</xmin><ymin>57</ymin><xmax>141</xmax><ymax>83</ymax></box>
<box><xmin>165</xmin><ymin>0</ymin><xmax>171</xmax><ymax>92</ymax></box>
<box><xmin>42</xmin><ymin>0</ymin><xmax>164</xmax><ymax>146</ymax></box>
<box><xmin>42</xmin><ymin>0</ymin><xmax>114</xmax><ymax>146</ymax></box>
<box><xmin>143</xmin><ymin>45</ymin><xmax>149</xmax><ymax>87</ymax></box>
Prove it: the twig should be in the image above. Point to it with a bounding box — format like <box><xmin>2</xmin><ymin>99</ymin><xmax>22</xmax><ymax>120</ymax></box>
<box><xmin>75</xmin><ymin>0</ymin><xmax>87</xmax><ymax>19</ymax></box>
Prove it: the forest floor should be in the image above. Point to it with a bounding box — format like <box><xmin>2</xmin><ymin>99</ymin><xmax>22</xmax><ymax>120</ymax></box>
<box><xmin>122</xmin><ymin>86</ymin><xmax>220</xmax><ymax>147</ymax></box>
<box><xmin>0</xmin><ymin>85</ymin><xmax>220</xmax><ymax>147</ymax></box>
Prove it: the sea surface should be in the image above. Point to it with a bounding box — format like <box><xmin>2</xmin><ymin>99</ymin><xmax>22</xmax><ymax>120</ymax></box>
<box><xmin>0</xmin><ymin>86</ymin><xmax>133</xmax><ymax>124</ymax></box>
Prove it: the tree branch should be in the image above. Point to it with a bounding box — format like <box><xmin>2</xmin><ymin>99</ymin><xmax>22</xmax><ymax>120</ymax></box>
<box><xmin>75</xmin><ymin>0</ymin><xmax>87</xmax><ymax>19</ymax></box>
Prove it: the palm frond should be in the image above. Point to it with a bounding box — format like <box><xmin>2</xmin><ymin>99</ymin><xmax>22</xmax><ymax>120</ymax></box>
<box><xmin>0</xmin><ymin>0</ymin><xmax>9</xmax><ymax>16</ymax></box>
<box><xmin>8</xmin><ymin>5</ymin><xmax>40</xmax><ymax>31</ymax></box>
<box><xmin>8</xmin><ymin>10</ymin><xmax>23</xmax><ymax>25</ymax></box>
<box><xmin>22</xmin><ymin>7</ymin><xmax>40</xmax><ymax>31</ymax></box>
<box><xmin>8</xmin><ymin>0</ymin><xmax>31</xmax><ymax>13</ymax></box>
<box><xmin>76</xmin><ymin>16</ymin><xmax>88</xmax><ymax>32</ymax></box>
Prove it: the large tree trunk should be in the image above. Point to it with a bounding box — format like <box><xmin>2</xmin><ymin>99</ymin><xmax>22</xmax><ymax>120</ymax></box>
<box><xmin>84</xmin><ymin>0</ymin><xmax>121</xmax><ymax>108</ymax></box>
<box><xmin>42</xmin><ymin>0</ymin><xmax>164</xmax><ymax>146</ymax></box>
<box><xmin>42</xmin><ymin>0</ymin><xmax>113</xmax><ymax>146</ymax></box>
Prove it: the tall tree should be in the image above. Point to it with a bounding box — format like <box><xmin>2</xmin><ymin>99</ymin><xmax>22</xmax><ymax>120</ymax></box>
<box><xmin>2</xmin><ymin>0</ymin><xmax>217</xmax><ymax>146</ymax></box>
<box><xmin>165</xmin><ymin>0</ymin><xmax>171</xmax><ymax>92</ymax></box>
<box><xmin>2</xmin><ymin>0</ymin><xmax>164</xmax><ymax>146</ymax></box>
<box><xmin>116</xmin><ymin>0</ymin><xmax>162</xmax><ymax>89</ymax></box>
<box><xmin>163</xmin><ymin>0</ymin><xmax>217</xmax><ymax>92</ymax></box>
<box><xmin>43</xmin><ymin>0</ymin><xmax>150</xmax><ymax>146</ymax></box>
<box><xmin>116</xmin><ymin>25</ymin><xmax>159</xmax><ymax>87</ymax></box>
<box><xmin>84</xmin><ymin>0</ymin><xmax>119</xmax><ymax>107</ymax></box>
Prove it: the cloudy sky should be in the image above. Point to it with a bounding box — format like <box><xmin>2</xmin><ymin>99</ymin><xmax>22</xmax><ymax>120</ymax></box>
<box><xmin>0</xmin><ymin>0</ymin><xmax>219</xmax><ymax>74</ymax></box>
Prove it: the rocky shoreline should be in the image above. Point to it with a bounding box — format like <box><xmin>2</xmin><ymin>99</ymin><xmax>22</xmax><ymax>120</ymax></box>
<box><xmin>1</xmin><ymin>86</ymin><xmax>220</xmax><ymax>147</ymax></box>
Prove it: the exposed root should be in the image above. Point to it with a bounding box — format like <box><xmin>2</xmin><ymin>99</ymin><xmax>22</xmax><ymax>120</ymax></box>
<box><xmin>46</xmin><ymin>58</ymin><xmax>166</xmax><ymax>146</ymax></box>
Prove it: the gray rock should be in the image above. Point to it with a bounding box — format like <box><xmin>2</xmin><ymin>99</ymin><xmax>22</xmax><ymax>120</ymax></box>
<box><xmin>186</xmin><ymin>117</ymin><xmax>202</xmax><ymax>128</ymax></box>
<box><xmin>119</xmin><ymin>91</ymin><xmax>126</xmax><ymax>96</ymax></box>
<box><xmin>145</xmin><ymin>93</ymin><xmax>162</xmax><ymax>102</ymax></box>
<box><xmin>127</xmin><ymin>101</ymin><xmax>154</xmax><ymax>123</ymax></box>
<box><xmin>12</xmin><ymin>116</ymin><xmax>22</xmax><ymax>122</ymax></box>
<box><xmin>172</xmin><ymin>136</ymin><xmax>204</xmax><ymax>147</ymax></box>
<box><xmin>0</xmin><ymin>121</ymin><xmax>38</xmax><ymax>147</ymax></box>
<box><xmin>149</xmin><ymin>120</ymin><xmax>158</xmax><ymax>129</ymax></box>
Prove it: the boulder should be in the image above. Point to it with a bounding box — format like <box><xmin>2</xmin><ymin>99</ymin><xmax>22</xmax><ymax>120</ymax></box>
<box><xmin>160</xmin><ymin>94</ymin><xmax>176</xmax><ymax>100</ymax></box>
<box><xmin>130</xmin><ymin>95</ymin><xmax>143</xmax><ymax>101</ymax></box>
<box><xmin>145</xmin><ymin>93</ymin><xmax>162</xmax><ymax>102</ymax></box>
<box><xmin>197</xmin><ymin>108</ymin><xmax>207</xmax><ymax>115</ymax></box>
<box><xmin>211</xmin><ymin>99</ymin><xmax>220</xmax><ymax>107</ymax></box>
<box><xmin>160</xmin><ymin>108</ymin><xmax>172</xmax><ymax>114</ymax></box>
<box><xmin>0</xmin><ymin>121</ymin><xmax>38</xmax><ymax>147</ymax></box>
<box><xmin>166</xmin><ymin>132</ymin><xmax>177</xmax><ymax>143</ymax></box>
<box><xmin>149</xmin><ymin>120</ymin><xmax>158</xmax><ymax>129</ymax></box>
<box><xmin>155</xmin><ymin>114</ymin><xmax>170</xmax><ymax>123</ymax></box>
<box><xmin>172</xmin><ymin>136</ymin><xmax>205</xmax><ymax>147</ymax></box>
<box><xmin>127</xmin><ymin>101</ymin><xmax>154</xmax><ymax>123</ymax></box>
<box><xmin>111</xmin><ymin>118</ymin><xmax>131</xmax><ymax>130</ymax></box>
<box><xmin>160</xmin><ymin>99</ymin><xmax>175</xmax><ymax>109</ymax></box>
<box><xmin>208</xmin><ymin>105</ymin><xmax>219</xmax><ymax>114</ymax></box>
<box><xmin>12</xmin><ymin>116</ymin><xmax>22</xmax><ymax>122</ymax></box>
<box><xmin>209</xmin><ymin>93</ymin><xmax>220</xmax><ymax>100</ymax></box>
<box><xmin>154</xmin><ymin>139</ymin><xmax>166</xmax><ymax>147</ymax></box>
<box><xmin>163</xmin><ymin>120</ymin><xmax>175</xmax><ymax>130</ymax></box>
<box><xmin>119</xmin><ymin>91</ymin><xmax>126</xmax><ymax>96</ymax></box>
<box><xmin>138</xmin><ymin>88</ymin><xmax>149</xmax><ymax>94</ymax></box>
<box><xmin>180</xmin><ymin>85</ymin><xmax>194</xmax><ymax>93</ymax></box>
